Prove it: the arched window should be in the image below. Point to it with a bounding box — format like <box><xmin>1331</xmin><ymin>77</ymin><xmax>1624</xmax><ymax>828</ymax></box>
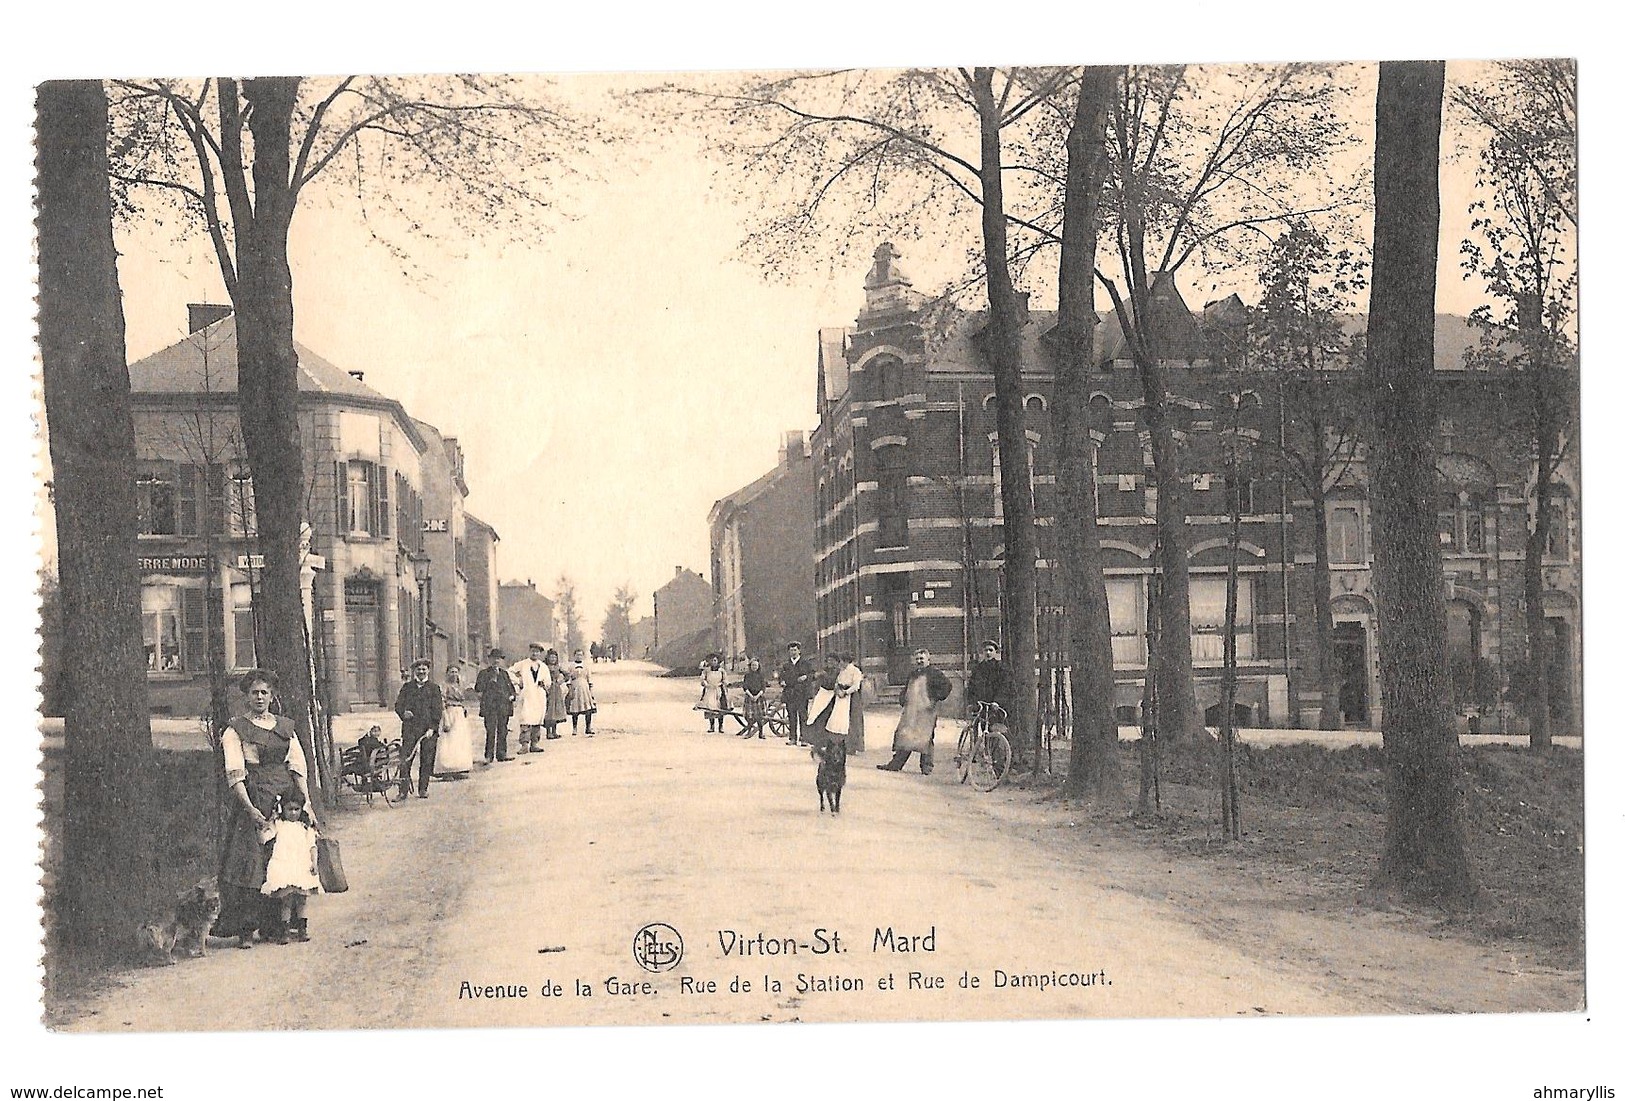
<box><xmin>875</xmin><ymin>444</ymin><xmax>909</xmax><ymax>547</ymax></box>
<box><xmin>871</xmin><ymin>356</ymin><xmax>907</xmax><ymax>400</ymax></box>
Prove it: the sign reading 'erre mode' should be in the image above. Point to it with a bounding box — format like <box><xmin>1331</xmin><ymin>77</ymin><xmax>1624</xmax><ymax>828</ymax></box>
<box><xmin>137</xmin><ymin>555</ymin><xmax>213</xmax><ymax>573</ymax></box>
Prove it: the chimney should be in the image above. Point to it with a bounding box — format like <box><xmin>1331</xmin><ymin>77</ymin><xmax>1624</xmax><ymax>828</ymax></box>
<box><xmin>348</xmin><ymin>370</ymin><xmax>366</xmax><ymax>383</ymax></box>
<box><xmin>188</xmin><ymin>303</ymin><xmax>233</xmax><ymax>334</ymax></box>
<box><xmin>676</xmin><ymin>566</ymin><xmax>683</xmax><ymax>577</ymax></box>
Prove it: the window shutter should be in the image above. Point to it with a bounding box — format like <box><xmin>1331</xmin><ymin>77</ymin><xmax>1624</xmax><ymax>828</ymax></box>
<box><xmin>181</xmin><ymin>586</ymin><xmax>207</xmax><ymax>673</ymax></box>
<box><xmin>205</xmin><ymin>464</ymin><xmax>227</xmax><ymax>536</ymax></box>
<box><xmin>176</xmin><ymin>463</ymin><xmax>200</xmax><ymax>536</ymax></box>
<box><xmin>335</xmin><ymin>460</ymin><xmax>348</xmax><ymax>534</ymax></box>
<box><xmin>377</xmin><ymin>466</ymin><xmax>391</xmax><ymax>539</ymax></box>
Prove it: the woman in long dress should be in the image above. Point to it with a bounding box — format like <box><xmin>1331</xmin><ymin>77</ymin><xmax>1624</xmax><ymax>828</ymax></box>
<box><xmin>543</xmin><ymin>649</ymin><xmax>570</xmax><ymax>740</ymax></box>
<box><xmin>435</xmin><ymin>665</ymin><xmax>474</xmax><ymax>777</ymax></box>
<box><xmin>216</xmin><ymin>669</ymin><xmax>317</xmax><ymax>945</ymax></box>
<box><xmin>697</xmin><ymin>653</ymin><xmax>728</xmax><ymax>732</ymax></box>
<box><xmin>805</xmin><ymin>653</ymin><xmax>863</xmax><ymax>752</ymax></box>
<box><xmin>567</xmin><ymin>649</ymin><xmax>597</xmax><ymax>736</ymax></box>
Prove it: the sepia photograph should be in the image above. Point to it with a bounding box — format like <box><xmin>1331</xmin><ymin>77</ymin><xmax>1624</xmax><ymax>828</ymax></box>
<box><xmin>6</xmin><ymin>7</ymin><xmax>1613</xmax><ymax>1096</ymax></box>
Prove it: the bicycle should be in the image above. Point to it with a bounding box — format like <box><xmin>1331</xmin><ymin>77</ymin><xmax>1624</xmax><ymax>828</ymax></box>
<box><xmin>955</xmin><ymin>701</ymin><xmax>1013</xmax><ymax>792</ymax></box>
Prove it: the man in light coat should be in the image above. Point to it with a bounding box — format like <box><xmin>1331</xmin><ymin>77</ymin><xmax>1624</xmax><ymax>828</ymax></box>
<box><xmin>510</xmin><ymin>642</ymin><xmax>550</xmax><ymax>754</ymax></box>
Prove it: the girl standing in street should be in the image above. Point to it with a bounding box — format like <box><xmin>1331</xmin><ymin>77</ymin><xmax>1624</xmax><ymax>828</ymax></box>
<box><xmin>698</xmin><ymin>652</ymin><xmax>728</xmax><ymax>732</ymax></box>
<box><xmin>567</xmin><ymin>649</ymin><xmax>597</xmax><ymax>736</ymax></box>
<box><xmin>543</xmin><ymin>648</ymin><xmax>570</xmax><ymax>740</ymax></box>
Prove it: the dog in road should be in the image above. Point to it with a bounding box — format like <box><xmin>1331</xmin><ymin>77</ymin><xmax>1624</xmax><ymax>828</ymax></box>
<box><xmin>815</xmin><ymin>737</ymin><xmax>847</xmax><ymax>814</ymax></box>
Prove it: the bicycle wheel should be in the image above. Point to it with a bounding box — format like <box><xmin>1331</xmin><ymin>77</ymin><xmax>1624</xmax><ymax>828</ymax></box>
<box><xmin>956</xmin><ymin>727</ymin><xmax>975</xmax><ymax>785</ymax></box>
<box><xmin>968</xmin><ymin>729</ymin><xmax>1012</xmax><ymax>792</ymax></box>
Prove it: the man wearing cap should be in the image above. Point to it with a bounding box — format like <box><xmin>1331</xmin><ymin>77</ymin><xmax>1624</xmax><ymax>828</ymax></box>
<box><xmin>510</xmin><ymin>642</ymin><xmax>550</xmax><ymax>754</ymax></box>
<box><xmin>778</xmin><ymin>642</ymin><xmax>816</xmax><ymax>747</ymax></box>
<box><xmin>393</xmin><ymin>658</ymin><xmax>444</xmax><ymax>799</ymax></box>
<box><xmin>474</xmin><ymin>647</ymin><xmax>517</xmax><ymax>763</ymax></box>
<box><xmin>878</xmin><ymin>647</ymin><xmax>952</xmax><ymax>774</ymax></box>
<box><xmin>968</xmin><ymin>639</ymin><xmax>1013</xmax><ymax>720</ymax></box>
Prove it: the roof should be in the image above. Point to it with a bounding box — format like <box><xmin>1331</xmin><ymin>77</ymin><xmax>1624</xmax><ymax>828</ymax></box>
<box><xmin>917</xmin><ymin>300</ymin><xmax>1486</xmax><ymax>376</ymax></box>
<box><xmin>819</xmin><ymin>327</ymin><xmax>852</xmax><ymax>404</ymax></box>
<box><xmin>128</xmin><ymin>316</ymin><xmax>428</xmax><ymax>449</ymax></box>
<box><xmin>709</xmin><ymin>465</ymin><xmax>782</xmax><ymax>526</ymax></box>
<box><xmin>465</xmin><ymin>512</ymin><xmax>499</xmax><ymax>541</ymax></box>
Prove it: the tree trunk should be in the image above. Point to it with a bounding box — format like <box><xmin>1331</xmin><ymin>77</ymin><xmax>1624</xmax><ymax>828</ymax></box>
<box><xmin>1219</xmin><ymin>411</ymin><xmax>1243</xmax><ymax>839</ymax></box>
<box><xmin>1523</xmin><ymin>368</ymin><xmax>1558</xmax><ymax>750</ymax></box>
<box><xmin>1054</xmin><ymin>67</ymin><xmax>1120</xmax><ymax>799</ymax></box>
<box><xmin>1141</xmin><ymin>363</ymin><xmax>1202</xmax><ymax>741</ymax></box>
<box><xmin>228</xmin><ymin>77</ymin><xmax>324</xmax><ymax>799</ymax></box>
<box><xmin>1114</xmin><ymin>209</ymin><xmax>1201</xmax><ymax>742</ymax></box>
<box><xmin>37</xmin><ymin>79</ymin><xmax>165</xmax><ymax>952</ymax></box>
<box><xmin>1365</xmin><ymin>61</ymin><xmax>1475</xmax><ymax>907</ymax></box>
<box><xmin>971</xmin><ymin>69</ymin><xmax>1041</xmax><ymax>769</ymax></box>
<box><xmin>1309</xmin><ymin>427</ymin><xmax>1341</xmax><ymax>730</ymax></box>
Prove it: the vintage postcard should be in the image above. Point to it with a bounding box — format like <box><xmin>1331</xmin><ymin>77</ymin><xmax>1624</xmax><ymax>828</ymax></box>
<box><xmin>14</xmin><ymin>36</ymin><xmax>1603</xmax><ymax>1099</ymax></box>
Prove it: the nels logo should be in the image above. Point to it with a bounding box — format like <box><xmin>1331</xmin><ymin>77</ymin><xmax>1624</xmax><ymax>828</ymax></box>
<box><xmin>632</xmin><ymin>923</ymin><xmax>684</xmax><ymax>973</ymax></box>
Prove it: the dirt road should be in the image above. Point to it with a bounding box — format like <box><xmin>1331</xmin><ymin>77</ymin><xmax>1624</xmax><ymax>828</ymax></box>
<box><xmin>65</xmin><ymin>662</ymin><xmax>1580</xmax><ymax>1032</ymax></box>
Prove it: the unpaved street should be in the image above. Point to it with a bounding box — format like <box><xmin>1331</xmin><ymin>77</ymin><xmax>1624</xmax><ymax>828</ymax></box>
<box><xmin>67</xmin><ymin>662</ymin><xmax>1581</xmax><ymax>1032</ymax></box>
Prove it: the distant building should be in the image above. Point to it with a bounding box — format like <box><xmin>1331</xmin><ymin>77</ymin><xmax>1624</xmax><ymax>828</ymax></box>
<box><xmin>464</xmin><ymin>514</ymin><xmax>500</xmax><ymax>660</ymax></box>
<box><xmin>709</xmin><ymin>431</ymin><xmax>816</xmax><ymax>664</ymax></box>
<box><xmin>414</xmin><ymin>419</ymin><xmax>470</xmax><ymax>675</ymax></box>
<box><xmin>125</xmin><ymin>306</ymin><xmax>438</xmax><ymax>715</ymax></box>
<box><xmin>499</xmin><ymin>580</ymin><xmax>557</xmax><ymax>658</ymax></box>
<box><xmin>652</xmin><ymin>566</ymin><xmax>713</xmax><ymax>667</ymax></box>
<box><xmin>629</xmin><ymin>615</ymin><xmax>656</xmax><ymax>659</ymax></box>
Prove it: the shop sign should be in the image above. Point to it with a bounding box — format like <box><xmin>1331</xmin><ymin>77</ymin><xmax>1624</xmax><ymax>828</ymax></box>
<box><xmin>138</xmin><ymin>555</ymin><xmax>213</xmax><ymax>573</ymax></box>
<box><xmin>423</xmin><ymin>519</ymin><xmax>449</xmax><ymax>533</ymax></box>
<box><xmin>234</xmin><ymin>554</ymin><xmax>267</xmax><ymax>570</ymax></box>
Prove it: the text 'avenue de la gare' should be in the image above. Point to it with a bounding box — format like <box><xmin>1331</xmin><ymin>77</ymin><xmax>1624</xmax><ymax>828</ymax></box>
<box><xmin>458</xmin><ymin>968</ymin><xmax>1112</xmax><ymax>1001</ymax></box>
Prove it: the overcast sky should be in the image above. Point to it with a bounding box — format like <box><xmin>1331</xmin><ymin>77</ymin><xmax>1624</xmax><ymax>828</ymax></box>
<box><xmin>108</xmin><ymin>63</ymin><xmax>1504</xmax><ymax>630</ymax></box>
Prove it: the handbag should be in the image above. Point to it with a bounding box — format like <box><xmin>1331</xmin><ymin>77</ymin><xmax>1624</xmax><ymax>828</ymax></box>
<box><xmin>316</xmin><ymin>834</ymin><xmax>349</xmax><ymax>894</ymax></box>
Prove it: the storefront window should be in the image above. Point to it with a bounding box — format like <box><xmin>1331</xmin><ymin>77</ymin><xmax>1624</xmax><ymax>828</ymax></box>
<box><xmin>141</xmin><ymin>586</ymin><xmax>183</xmax><ymax>672</ymax></box>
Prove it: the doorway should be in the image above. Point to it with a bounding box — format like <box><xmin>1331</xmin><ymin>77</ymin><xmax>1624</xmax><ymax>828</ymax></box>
<box><xmin>879</xmin><ymin>573</ymin><xmax>912</xmax><ymax>685</ymax></box>
<box><xmin>344</xmin><ymin>580</ymin><xmax>382</xmax><ymax>709</ymax></box>
<box><xmin>1547</xmin><ymin>617</ymin><xmax>1574</xmax><ymax>730</ymax></box>
<box><xmin>1332</xmin><ymin>621</ymin><xmax>1369</xmax><ymax>726</ymax></box>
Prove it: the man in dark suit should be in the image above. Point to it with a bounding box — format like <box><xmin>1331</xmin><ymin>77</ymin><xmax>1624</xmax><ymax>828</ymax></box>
<box><xmin>393</xmin><ymin>658</ymin><xmax>444</xmax><ymax>799</ymax></box>
<box><xmin>473</xmin><ymin>647</ymin><xmax>517</xmax><ymax>763</ymax></box>
<box><xmin>968</xmin><ymin>639</ymin><xmax>1013</xmax><ymax>721</ymax></box>
<box><xmin>778</xmin><ymin>642</ymin><xmax>817</xmax><ymax>747</ymax></box>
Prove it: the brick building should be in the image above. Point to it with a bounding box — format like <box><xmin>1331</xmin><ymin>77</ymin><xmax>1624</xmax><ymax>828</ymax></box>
<box><xmin>708</xmin><ymin>431</ymin><xmax>817</xmax><ymax>665</ymax></box>
<box><xmin>810</xmin><ymin>245</ymin><xmax>1580</xmax><ymax>731</ymax></box>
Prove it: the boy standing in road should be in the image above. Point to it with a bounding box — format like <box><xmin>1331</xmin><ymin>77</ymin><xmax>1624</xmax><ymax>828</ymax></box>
<box><xmin>778</xmin><ymin>642</ymin><xmax>816</xmax><ymax>747</ymax></box>
<box><xmin>393</xmin><ymin>658</ymin><xmax>444</xmax><ymax>799</ymax></box>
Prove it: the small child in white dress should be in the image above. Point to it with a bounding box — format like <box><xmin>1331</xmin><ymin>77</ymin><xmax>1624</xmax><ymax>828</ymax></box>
<box><xmin>261</xmin><ymin>794</ymin><xmax>320</xmax><ymax>942</ymax></box>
